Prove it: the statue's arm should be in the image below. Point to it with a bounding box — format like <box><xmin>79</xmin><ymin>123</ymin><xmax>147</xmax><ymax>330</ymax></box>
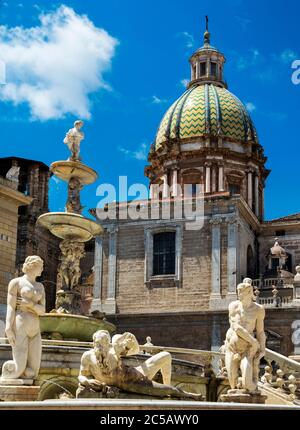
<box><xmin>34</xmin><ymin>284</ymin><xmax>46</xmax><ymax>315</ymax></box>
<box><xmin>5</xmin><ymin>279</ymin><xmax>18</xmax><ymax>345</ymax></box>
<box><xmin>125</xmin><ymin>335</ymin><xmax>140</xmax><ymax>357</ymax></box>
<box><xmin>256</xmin><ymin>307</ymin><xmax>266</xmax><ymax>357</ymax></box>
<box><xmin>78</xmin><ymin>353</ymin><xmax>92</xmax><ymax>386</ymax></box>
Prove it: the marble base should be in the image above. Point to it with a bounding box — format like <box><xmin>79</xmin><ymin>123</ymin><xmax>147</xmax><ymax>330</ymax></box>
<box><xmin>0</xmin><ymin>378</ymin><xmax>33</xmax><ymax>386</ymax></box>
<box><xmin>220</xmin><ymin>389</ymin><xmax>267</xmax><ymax>404</ymax></box>
<box><xmin>0</xmin><ymin>385</ymin><xmax>40</xmax><ymax>401</ymax></box>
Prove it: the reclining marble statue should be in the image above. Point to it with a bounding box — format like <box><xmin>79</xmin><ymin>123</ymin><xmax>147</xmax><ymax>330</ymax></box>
<box><xmin>76</xmin><ymin>330</ymin><xmax>203</xmax><ymax>400</ymax></box>
<box><xmin>0</xmin><ymin>256</ymin><xmax>45</xmax><ymax>384</ymax></box>
<box><xmin>223</xmin><ymin>280</ymin><xmax>266</xmax><ymax>396</ymax></box>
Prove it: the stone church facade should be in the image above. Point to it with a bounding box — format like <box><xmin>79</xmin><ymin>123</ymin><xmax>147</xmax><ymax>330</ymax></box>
<box><xmin>89</xmin><ymin>28</ymin><xmax>300</xmax><ymax>356</ymax></box>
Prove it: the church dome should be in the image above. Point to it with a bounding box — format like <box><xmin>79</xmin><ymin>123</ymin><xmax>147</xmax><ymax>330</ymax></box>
<box><xmin>155</xmin><ymin>83</ymin><xmax>258</xmax><ymax>150</ymax></box>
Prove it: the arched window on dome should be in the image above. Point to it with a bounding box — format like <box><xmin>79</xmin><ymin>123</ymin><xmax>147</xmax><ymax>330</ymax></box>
<box><xmin>210</xmin><ymin>62</ymin><xmax>217</xmax><ymax>77</ymax></box>
<box><xmin>200</xmin><ymin>62</ymin><xmax>206</xmax><ymax>77</ymax></box>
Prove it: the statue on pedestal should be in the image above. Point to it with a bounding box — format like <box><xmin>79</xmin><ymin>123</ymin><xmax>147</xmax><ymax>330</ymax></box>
<box><xmin>0</xmin><ymin>256</ymin><xmax>45</xmax><ymax>384</ymax></box>
<box><xmin>63</xmin><ymin>120</ymin><xmax>84</xmax><ymax>162</ymax></box>
<box><xmin>222</xmin><ymin>281</ymin><xmax>266</xmax><ymax>399</ymax></box>
<box><xmin>77</xmin><ymin>330</ymin><xmax>202</xmax><ymax>400</ymax></box>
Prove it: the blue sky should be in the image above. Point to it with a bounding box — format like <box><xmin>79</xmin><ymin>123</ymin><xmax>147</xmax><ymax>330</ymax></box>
<box><xmin>0</xmin><ymin>0</ymin><xmax>299</xmax><ymax>220</ymax></box>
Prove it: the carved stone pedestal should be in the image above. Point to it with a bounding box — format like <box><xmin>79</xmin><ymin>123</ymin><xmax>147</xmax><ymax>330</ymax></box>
<box><xmin>0</xmin><ymin>384</ymin><xmax>40</xmax><ymax>401</ymax></box>
<box><xmin>220</xmin><ymin>389</ymin><xmax>267</xmax><ymax>404</ymax></box>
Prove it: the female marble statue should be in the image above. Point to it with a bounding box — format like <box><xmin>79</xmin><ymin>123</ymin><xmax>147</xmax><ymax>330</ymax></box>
<box><xmin>1</xmin><ymin>256</ymin><xmax>45</xmax><ymax>382</ymax></box>
<box><xmin>77</xmin><ymin>330</ymin><xmax>202</xmax><ymax>400</ymax></box>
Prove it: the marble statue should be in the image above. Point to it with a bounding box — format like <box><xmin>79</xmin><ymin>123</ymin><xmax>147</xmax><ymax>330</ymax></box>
<box><xmin>6</xmin><ymin>165</ymin><xmax>20</xmax><ymax>183</ymax></box>
<box><xmin>58</xmin><ymin>239</ymin><xmax>85</xmax><ymax>290</ymax></box>
<box><xmin>77</xmin><ymin>330</ymin><xmax>202</xmax><ymax>400</ymax></box>
<box><xmin>224</xmin><ymin>281</ymin><xmax>266</xmax><ymax>393</ymax></box>
<box><xmin>1</xmin><ymin>256</ymin><xmax>45</xmax><ymax>383</ymax></box>
<box><xmin>63</xmin><ymin>120</ymin><xmax>84</xmax><ymax>161</ymax></box>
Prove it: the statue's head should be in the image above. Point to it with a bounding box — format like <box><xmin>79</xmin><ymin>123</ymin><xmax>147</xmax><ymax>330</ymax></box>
<box><xmin>22</xmin><ymin>256</ymin><xmax>44</xmax><ymax>277</ymax></box>
<box><xmin>243</xmin><ymin>277</ymin><xmax>252</xmax><ymax>286</ymax></box>
<box><xmin>93</xmin><ymin>330</ymin><xmax>111</xmax><ymax>351</ymax></box>
<box><xmin>112</xmin><ymin>332</ymin><xmax>137</xmax><ymax>356</ymax></box>
<box><xmin>237</xmin><ymin>282</ymin><xmax>253</xmax><ymax>303</ymax></box>
<box><xmin>74</xmin><ymin>120</ymin><xmax>84</xmax><ymax>130</ymax></box>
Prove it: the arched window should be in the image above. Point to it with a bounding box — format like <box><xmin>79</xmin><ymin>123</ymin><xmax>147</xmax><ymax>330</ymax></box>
<box><xmin>153</xmin><ymin>232</ymin><xmax>176</xmax><ymax>276</ymax></box>
<box><xmin>247</xmin><ymin>245</ymin><xmax>256</xmax><ymax>279</ymax></box>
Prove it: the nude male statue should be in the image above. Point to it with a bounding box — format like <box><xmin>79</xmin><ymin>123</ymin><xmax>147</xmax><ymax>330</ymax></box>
<box><xmin>224</xmin><ymin>282</ymin><xmax>266</xmax><ymax>392</ymax></box>
<box><xmin>63</xmin><ymin>120</ymin><xmax>84</xmax><ymax>161</ymax></box>
<box><xmin>77</xmin><ymin>330</ymin><xmax>202</xmax><ymax>400</ymax></box>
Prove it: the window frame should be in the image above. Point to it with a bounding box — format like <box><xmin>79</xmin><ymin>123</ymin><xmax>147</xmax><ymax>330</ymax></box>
<box><xmin>144</xmin><ymin>224</ymin><xmax>182</xmax><ymax>287</ymax></box>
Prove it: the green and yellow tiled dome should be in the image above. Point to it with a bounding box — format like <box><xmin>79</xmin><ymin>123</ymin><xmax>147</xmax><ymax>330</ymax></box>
<box><xmin>155</xmin><ymin>84</ymin><xmax>258</xmax><ymax>150</ymax></box>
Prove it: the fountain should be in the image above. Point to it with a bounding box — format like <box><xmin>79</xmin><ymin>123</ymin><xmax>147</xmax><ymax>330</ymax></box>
<box><xmin>37</xmin><ymin>120</ymin><xmax>115</xmax><ymax>341</ymax></box>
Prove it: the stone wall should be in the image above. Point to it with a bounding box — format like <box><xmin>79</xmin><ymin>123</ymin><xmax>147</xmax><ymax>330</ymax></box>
<box><xmin>108</xmin><ymin>306</ymin><xmax>300</xmax><ymax>357</ymax></box>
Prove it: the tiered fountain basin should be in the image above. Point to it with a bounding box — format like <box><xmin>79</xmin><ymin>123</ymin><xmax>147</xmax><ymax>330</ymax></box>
<box><xmin>40</xmin><ymin>313</ymin><xmax>115</xmax><ymax>342</ymax></box>
<box><xmin>50</xmin><ymin>160</ymin><xmax>98</xmax><ymax>184</ymax></box>
<box><xmin>38</xmin><ymin>212</ymin><xmax>102</xmax><ymax>242</ymax></box>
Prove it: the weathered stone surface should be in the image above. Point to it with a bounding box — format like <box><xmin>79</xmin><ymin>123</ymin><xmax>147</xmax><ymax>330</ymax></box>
<box><xmin>0</xmin><ymin>385</ymin><xmax>40</xmax><ymax>401</ymax></box>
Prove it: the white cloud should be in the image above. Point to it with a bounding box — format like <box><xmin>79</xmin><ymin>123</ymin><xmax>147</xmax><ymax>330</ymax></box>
<box><xmin>151</xmin><ymin>95</ymin><xmax>168</xmax><ymax>105</ymax></box>
<box><xmin>279</xmin><ymin>49</ymin><xmax>297</xmax><ymax>64</ymax></box>
<box><xmin>245</xmin><ymin>102</ymin><xmax>256</xmax><ymax>112</ymax></box>
<box><xmin>0</xmin><ymin>5</ymin><xmax>118</xmax><ymax>120</ymax></box>
<box><xmin>179</xmin><ymin>31</ymin><xmax>195</xmax><ymax>49</ymax></box>
<box><xmin>119</xmin><ymin>143</ymin><xmax>148</xmax><ymax>161</ymax></box>
<box><xmin>180</xmin><ymin>78</ymin><xmax>189</xmax><ymax>88</ymax></box>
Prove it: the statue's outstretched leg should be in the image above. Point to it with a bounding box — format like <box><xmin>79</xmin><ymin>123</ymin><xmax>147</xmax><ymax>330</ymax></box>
<box><xmin>137</xmin><ymin>351</ymin><xmax>172</xmax><ymax>385</ymax></box>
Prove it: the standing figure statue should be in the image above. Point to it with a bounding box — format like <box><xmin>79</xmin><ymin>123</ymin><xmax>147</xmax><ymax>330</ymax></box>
<box><xmin>1</xmin><ymin>256</ymin><xmax>45</xmax><ymax>383</ymax></box>
<box><xmin>224</xmin><ymin>281</ymin><xmax>266</xmax><ymax>393</ymax></box>
<box><xmin>77</xmin><ymin>330</ymin><xmax>202</xmax><ymax>400</ymax></box>
<box><xmin>63</xmin><ymin>120</ymin><xmax>84</xmax><ymax>161</ymax></box>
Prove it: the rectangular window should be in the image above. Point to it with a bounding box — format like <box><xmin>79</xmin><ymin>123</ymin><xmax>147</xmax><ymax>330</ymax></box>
<box><xmin>211</xmin><ymin>62</ymin><xmax>217</xmax><ymax>76</ymax></box>
<box><xmin>229</xmin><ymin>184</ymin><xmax>240</xmax><ymax>195</ymax></box>
<box><xmin>200</xmin><ymin>62</ymin><xmax>206</xmax><ymax>76</ymax></box>
<box><xmin>153</xmin><ymin>232</ymin><xmax>176</xmax><ymax>276</ymax></box>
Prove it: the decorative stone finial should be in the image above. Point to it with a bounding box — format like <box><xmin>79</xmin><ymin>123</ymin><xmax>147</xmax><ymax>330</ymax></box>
<box><xmin>204</xmin><ymin>15</ymin><xmax>210</xmax><ymax>45</ymax></box>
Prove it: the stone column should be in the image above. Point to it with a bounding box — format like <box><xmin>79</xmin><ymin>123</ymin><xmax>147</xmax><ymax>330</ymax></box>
<box><xmin>205</xmin><ymin>163</ymin><xmax>211</xmax><ymax>193</ymax></box>
<box><xmin>218</xmin><ymin>163</ymin><xmax>224</xmax><ymax>192</ymax></box>
<box><xmin>226</xmin><ymin>216</ymin><xmax>239</xmax><ymax>300</ymax></box>
<box><xmin>172</xmin><ymin>169</ymin><xmax>178</xmax><ymax>197</ymax></box>
<box><xmin>247</xmin><ymin>169</ymin><xmax>253</xmax><ymax>209</ymax></box>
<box><xmin>255</xmin><ymin>173</ymin><xmax>259</xmax><ymax>217</ymax></box>
<box><xmin>195</xmin><ymin>61</ymin><xmax>199</xmax><ymax>79</ymax></box>
<box><xmin>149</xmin><ymin>184</ymin><xmax>153</xmax><ymax>200</ymax></box>
<box><xmin>91</xmin><ymin>235</ymin><xmax>103</xmax><ymax>312</ymax></box>
<box><xmin>163</xmin><ymin>173</ymin><xmax>169</xmax><ymax>198</ymax></box>
<box><xmin>104</xmin><ymin>226</ymin><xmax>117</xmax><ymax>314</ymax></box>
<box><xmin>212</xmin><ymin>166</ymin><xmax>217</xmax><ymax>193</ymax></box>
<box><xmin>209</xmin><ymin>217</ymin><xmax>222</xmax><ymax>308</ymax></box>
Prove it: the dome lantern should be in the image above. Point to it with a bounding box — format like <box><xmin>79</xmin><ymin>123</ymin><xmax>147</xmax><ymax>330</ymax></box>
<box><xmin>188</xmin><ymin>17</ymin><xmax>226</xmax><ymax>89</ymax></box>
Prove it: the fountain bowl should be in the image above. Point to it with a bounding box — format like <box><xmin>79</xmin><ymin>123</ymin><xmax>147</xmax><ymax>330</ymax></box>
<box><xmin>40</xmin><ymin>313</ymin><xmax>115</xmax><ymax>341</ymax></box>
<box><xmin>37</xmin><ymin>212</ymin><xmax>102</xmax><ymax>242</ymax></box>
<box><xmin>50</xmin><ymin>160</ymin><xmax>98</xmax><ymax>185</ymax></box>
